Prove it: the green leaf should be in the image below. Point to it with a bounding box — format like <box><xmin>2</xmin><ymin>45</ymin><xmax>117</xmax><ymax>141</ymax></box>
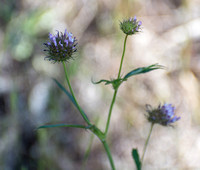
<box><xmin>123</xmin><ymin>64</ymin><xmax>164</xmax><ymax>80</ymax></box>
<box><xmin>91</xmin><ymin>78</ymin><xmax>112</xmax><ymax>85</ymax></box>
<box><xmin>37</xmin><ymin>124</ymin><xmax>88</xmax><ymax>129</ymax></box>
<box><xmin>53</xmin><ymin>78</ymin><xmax>76</xmax><ymax>103</ymax></box>
<box><xmin>132</xmin><ymin>148</ymin><xmax>141</xmax><ymax>170</ymax></box>
<box><xmin>92</xmin><ymin>78</ymin><xmax>125</xmax><ymax>90</ymax></box>
<box><xmin>53</xmin><ymin>78</ymin><xmax>89</xmax><ymax>120</ymax></box>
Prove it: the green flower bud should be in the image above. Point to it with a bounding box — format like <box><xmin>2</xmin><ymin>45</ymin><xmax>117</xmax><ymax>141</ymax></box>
<box><xmin>120</xmin><ymin>16</ymin><xmax>142</xmax><ymax>35</ymax></box>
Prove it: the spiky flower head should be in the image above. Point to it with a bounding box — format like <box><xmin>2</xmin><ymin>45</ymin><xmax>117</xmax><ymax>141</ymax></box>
<box><xmin>146</xmin><ymin>103</ymin><xmax>181</xmax><ymax>126</ymax></box>
<box><xmin>43</xmin><ymin>29</ymin><xmax>77</xmax><ymax>63</ymax></box>
<box><xmin>120</xmin><ymin>16</ymin><xmax>142</xmax><ymax>35</ymax></box>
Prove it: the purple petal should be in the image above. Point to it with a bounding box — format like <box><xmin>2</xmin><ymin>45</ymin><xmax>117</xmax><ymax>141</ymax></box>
<box><xmin>67</xmin><ymin>32</ymin><xmax>73</xmax><ymax>37</ymax></box>
<box><xmin>64</xmin><ymin>39</ymin><xmax>68</xmax><ymax>46</ymax></box>
<box><xmin>133</xmin><ymin>16</ymin><xmax>137</xmax><ymax>22</ymax></box>
<box><xmin>64</xmin><ymin>29</ymin><xmax>67</xmax><ymax>37</ymax></box>
<box><xmin>59</xmin><ymin>40</ymin><xmax>63</xmax><ymax>47</ymax></box>
<box><xmin>69</xmin><ymin>36</ymin><xmax>74</xmax><ymax>43</ymax></box>
<box><xmin>138</xmin><ymin>21</ymin><xmax>142</xmax><ymax>26</ymax></box>
<box><xmin>53</xmin><ymin>37</ymin><xmax>57</xmax><ymax>47</ymax></box>
<box><xmin>49</xmin><ymin>33</ymin><xmax>53</xmax><ymax>40</ymax></box>
<box><xmin>169</xmin><ymin>116</ymin><xmax>181</xmax><ymax>123</ymax></box>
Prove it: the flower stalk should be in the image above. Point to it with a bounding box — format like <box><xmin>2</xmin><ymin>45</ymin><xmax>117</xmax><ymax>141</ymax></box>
<box><xmin>139</xmin><ymin>103</ymin><xmax>181</xmax><ymax>168</ymax></box>
<box><xmin>104</xmin><ymin>34</ymin><xmax>128</xmax><ymax>136</ymax></box>
<box><xmin>102</xmin><ymin>140</ymin><xmax>116</xmax><ymax>170</ymax></box>
<box><xmin>141</xmin><ymin>123</ymin><xmax>154</xmax><ymax>167</ymax></box>
<box><xmin>62</xmin><ymin>61</ymin><xmax>91</xmax><ymax>125</ymax></box>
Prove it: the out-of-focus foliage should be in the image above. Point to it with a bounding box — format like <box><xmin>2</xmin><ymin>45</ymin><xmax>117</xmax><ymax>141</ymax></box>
<box><xmin>1</xmin><ymin>0</ymin><xmax>200</xmax><ymax>169</ymax></box>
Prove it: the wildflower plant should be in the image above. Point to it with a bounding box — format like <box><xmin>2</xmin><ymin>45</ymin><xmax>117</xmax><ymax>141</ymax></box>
<box><xmin>132</xmin><ymin>103</ymin><xmax>181</xmax><ymax>170</ymax></box>
<box><xmin>38</xmin><ymin>16</ymin><xmax>180</xmax><ymax>170</ymax></box>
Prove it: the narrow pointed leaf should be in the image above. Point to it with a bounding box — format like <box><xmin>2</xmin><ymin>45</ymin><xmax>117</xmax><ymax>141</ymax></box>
<box><xmin>91</xmin><ymin>78</ymin><xmax>112</xmax><ymax>85</ymax></box>
<box><xmin>37</xmin><ymin>124</ymin><xmax>88</xmax><ymax>129</ymax></box>
<box><xmin>132</xmin><ymin>148</ymin><xmax>141</xmax><ymax>170</ymax></box>
<box><xmin>123</xmin><ymin>64</ymin><xmax>164</xmax><ymax>80</ymax></box>
<box><xmin>53</xmin><ymin>78</ymin><xmax>76</xmax><ymax>103</ymax></box>
<box><xmin>53</xmin><ymin>78</ymin><xmax>89</xmax><ymax>120</ymax></box>
<box><xmin>91</xmin><ymin>78</ymin><xmax>126</xmax><ymax>90</ymax></box>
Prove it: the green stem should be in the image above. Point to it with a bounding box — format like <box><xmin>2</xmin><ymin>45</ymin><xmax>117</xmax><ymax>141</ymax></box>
<box><xmin>117</xmin><ymin>34</ymin><xmax>128</xmax><ymax>79</ymax></box>
<box><xmin>102</xmin><ymin>140</ymin><xmax>116</xmax><ymax>170</ymax></box>
<box><xmin>82</xmin><ymin>132</ymin><xmax>95</xmax><ymax>170</ymax></box>
<box><xmin>104</xmin><ymin>35</ymin><xmax>128</xmax><ymax>136</ymax></box>
<box><xmin>82</xmin><ymin>117</ymin><xmax>99</xmax><ymax>170</ymax></box>
<box><xmin>62</xmin><ymin>61</ymin><xmax>115</xmax><ymax>169</ymax></box>
<box><xmin>141</xmin><ymin>123</ymin><xmax>154</xmax><ymax>167</ymax></box>
<box><xmin>62</xmin><ymin>61</ymin><xmax>91</xmax><ymax>125</ymax></box>
<box><xmin>104</xmin><ymin>90</ymin><xmax>117</xmax><ymax>135</ymax></box>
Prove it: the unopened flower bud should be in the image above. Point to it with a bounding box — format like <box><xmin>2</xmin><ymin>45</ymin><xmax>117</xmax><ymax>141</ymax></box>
<box><xmin>120</xmin><ymin>16</ymin><xmax>142</xmax><ymax>35</ymax></box>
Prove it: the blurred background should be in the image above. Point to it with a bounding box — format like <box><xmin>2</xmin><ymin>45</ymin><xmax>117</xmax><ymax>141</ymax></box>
<box><xmin>0</xmin><ymin>0</ymin><xmax>200</xmax><ymax>169</ymax></box>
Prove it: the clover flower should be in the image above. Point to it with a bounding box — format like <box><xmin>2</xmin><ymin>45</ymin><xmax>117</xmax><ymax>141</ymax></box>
<box><xmin>146</xmin><ymin>103</ymin><xmax>181</xmax><ymax>126</ymax></box>
<box><xmin>43</xmin><ymin>29</ymin><xmax>77</xmax><ymax>63</ymax></box>
<box><xmin>120</xmin><ymin>16</ymin><xmax>142</xmax><ymax>35</ymax></box>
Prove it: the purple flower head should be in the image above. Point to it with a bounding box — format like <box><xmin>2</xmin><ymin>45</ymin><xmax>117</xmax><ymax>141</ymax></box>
<box><xmin>43</xmin><ymin>29</ymin><xmax>77</xmax><ymax>63</ymax></box>
<box><xmin>146</xmin><ymin>103</ymin><xmax>181</xmax><ymax>126</ymax></box>
<box><xmin>120</xmin><ymin>16</ymin><xmax>142</xmax><ymax>35</ymax></box>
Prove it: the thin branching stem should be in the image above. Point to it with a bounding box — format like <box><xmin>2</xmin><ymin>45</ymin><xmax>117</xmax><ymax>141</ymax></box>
<box><xmin>104</xmin><ymin>34</ymin><xmax>128</xmax><ymax>136</ymax></box>
<box><xmin>63</xmin><ymin>34</ymin><xmax>128</xmax><ymax>170</ymax></box>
